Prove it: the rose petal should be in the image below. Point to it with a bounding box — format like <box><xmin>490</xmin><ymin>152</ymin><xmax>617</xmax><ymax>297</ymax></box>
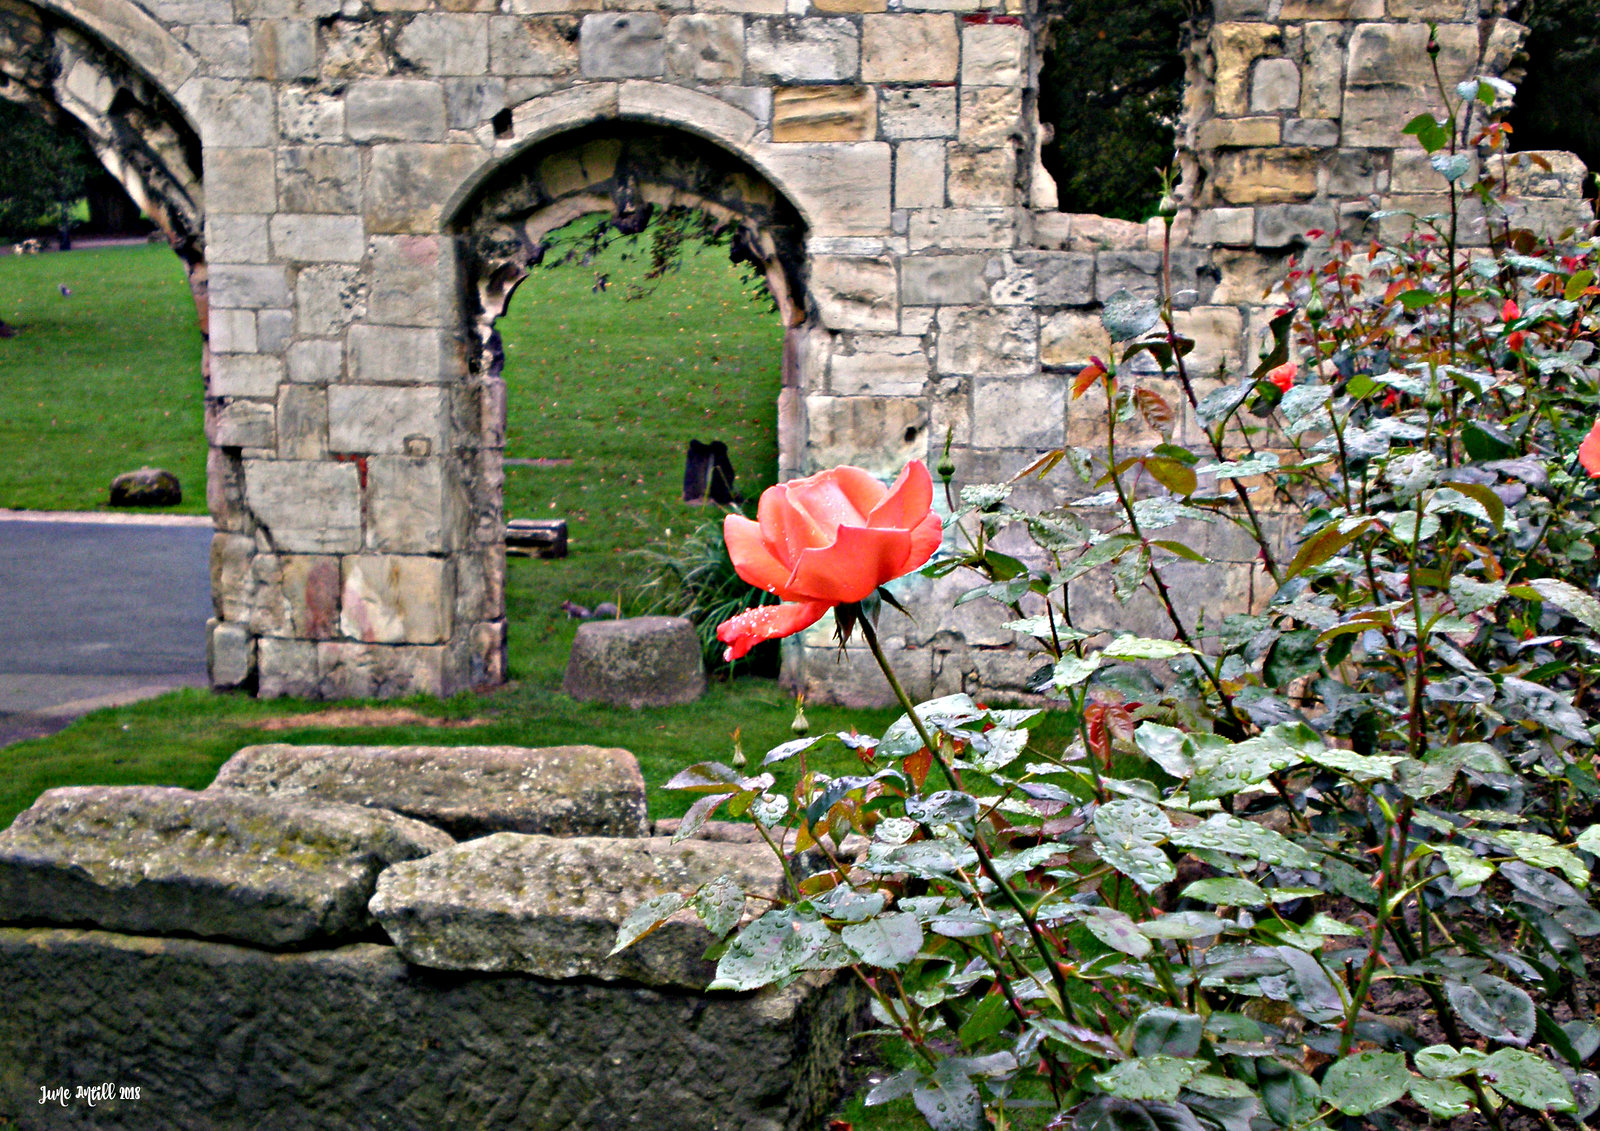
<box><xmin>787</xmin><ymin>525</ymin><xmax>916</xmax><ymax>604</ymax></box>
<box><xmin>1579</xmin><ymin>417</ymin><xmax>1600</xmax><ymax>478</ymax></box>
<box><xmin>716</xmin><ymin>600</ymin><xmax>831</xmax><ymax>661</ymax></box>
<box><xmin>785</xmin><ymin>467</ymin><xmax>882</xmax><ymax>535</ymax></box>
<box><xmin>759</xmin><ymin>483</ymin><xmax>830</xmax><ymax>566</ymax></box>
<box><xmin>866</xmin><ymin>461</ymin><xmax>934</xmax><ymax>531</ymax></box>
<box><xmin>903</xmin><ymin>511</ymin><xmax>943</xmax><ymax>573</ymax></box>
<box><xmin>724</xmin><ymin>514</ymin><xmax>792</xmax><ymax>595</ymax></box>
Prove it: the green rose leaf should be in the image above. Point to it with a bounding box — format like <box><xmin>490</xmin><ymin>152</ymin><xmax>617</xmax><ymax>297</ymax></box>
<box><xmin>1168</xmin><ymin>813</ymin><xmax>1316</xmax><ymax>868</ymax></box>
<box><xmin>1129</xmin><ymin>1008</ymin><xmax>1203</xmax><ymax>1058</ymax></box>
<box><xmin>841</xmin><ymin>911</ymin><xmax>924</xmax><ymax>969</ymax></box>
<box><xmin>1181</xmin><ymin>877</ymin><xmax>1269</xmax><ymax>907</ymax></box>
<box><xmin>689</xmin><ymin>873</ymin><xmax>746</xmax><ymax>938</ymax></box>
<box><xmin>1415</xmin><ymin>1045</ymin><xmax>1489</xmax><ymax>1079</ymax></box>
<box><xmin>1083</xmin><ymin>908</ymin><xmax>1153</xmax><ymax>958</ymax></box>
<box><xmin>1320</xmin><ymin>1050</ymin><xmax>1411</xmax><ymax>1115</ymax></box>
<box><xmin>1407</xmin><ymin>1077</ymin><xmax>1475</xmax><ymax>1118</ymax></box>
<box><xmin>1093</xmin><ymin>1056</ymin><xmax>1205</xmax><ymax>1102</ymax></box>
<box><xmin>1093</xmin><ymin>799</ymin><xmax>1175</xmax><ymax>892</ymax></box>
<box><xmin>1101</xmin><ymin>636</ymin><xmax>1197</xmax><ymax>661</ymax></box>
<box><xmin>1479</xmin><ymin>1048</ymin><xmax>1576</xmax><ymax>1112</ymax></box>
<box><xmin>913</xmin><ymin>1061</ymin><xmax>985</xmax><ymax>1131</ymax></box>
<box><xmin>1447</xmin><ymin>975</ymin><xmax>1537</xmax><ymax>1046</ymax></box>
<box><xmin>609</xmin><ymin>892</ymin><xmax>686</xmax><ymax>956</ymax></box>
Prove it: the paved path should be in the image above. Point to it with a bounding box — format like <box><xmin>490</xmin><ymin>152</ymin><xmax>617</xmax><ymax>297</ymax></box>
<box><xmin>0</xmin><ymin>512</ymin><xmax>213</xmax><ymax>747</ymax></box>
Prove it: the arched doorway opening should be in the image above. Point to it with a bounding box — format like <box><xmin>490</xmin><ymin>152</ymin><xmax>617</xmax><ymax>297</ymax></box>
<box><xmin>449</xmin><ymin>122</ymin><xmax>808</xmax><ymax>687</ymax></box>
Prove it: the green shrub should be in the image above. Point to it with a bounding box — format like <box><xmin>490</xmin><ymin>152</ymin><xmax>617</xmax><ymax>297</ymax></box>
<box><xmin>620</xmin><ymin>74</ymin><xmax>1600</xmax><ymax>1130</ymax></box>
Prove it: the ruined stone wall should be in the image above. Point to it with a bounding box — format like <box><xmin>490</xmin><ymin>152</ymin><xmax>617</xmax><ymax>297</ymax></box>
<box><xmin>11</xmin><ymin>0</ymin><xmax>1590</xmax><ymax>703</ymax></box>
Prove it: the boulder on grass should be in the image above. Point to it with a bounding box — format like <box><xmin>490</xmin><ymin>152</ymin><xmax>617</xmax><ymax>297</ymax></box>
<box><xmin>0</xmin><ymin>785</ymin><xmax>453</xmax><ymax>947</ymax></box>
<box><xmin>211</xmin><ymin>743</ymin><xmax>650</xmax><ymax>839</ymax></box>
<box><xmin>370</xmin><ymin>832</ymin><xmax>784</xmax><ymax>989</ymax></box>
<box><xmin>109</xmin><ymin>466</ymin><xmax>181</xmax><ymax>507</ymax></box>
<box><xmin>563</xmin><ymin>615</ymin><xmax>705</xmax><ymax>708</ymax></box>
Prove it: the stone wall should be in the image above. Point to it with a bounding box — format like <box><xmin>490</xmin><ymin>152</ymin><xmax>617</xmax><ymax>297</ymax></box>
<box><xmin>5</xmin><ymin>0</ymin><xmax>1591</xmax><ymax>703</ymax></box>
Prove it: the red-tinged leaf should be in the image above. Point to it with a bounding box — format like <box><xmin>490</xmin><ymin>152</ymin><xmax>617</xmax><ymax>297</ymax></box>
<box><xmin>1011</xmin><ymin>448</ymin><xmax>1066</xmax><ymax>481</ymax></box>
<box><xmin>1105</xmin><ymin>705</ymin><xmax>1136</xmax><ymax>744</ymax></box>
<box><xmin>1285</xmin><ymin>520</ymin><xmax>1373</xmax><ymax>580</ymax></box>
<box><xmin>1134</xmin><ymin>387</ymin><xmax>1177</xmax><ymax>437</ymax></box>
<box><xmin>1143</xmin><ymin>456</ymin><xmax>1197</xmax><ymax>497</ymax></box>
<box><xmin>800</xmin><ymin>870</ymin><xmax>844</xmax><ymax>897</ymax></box>
<box><xmin>1073</xmin><ymin>362</ymin><xmax>1106</xmax><ymax>399</ymax></box>
<box><xmin>1384</xmin><ymin>280</ymin><xmax>1407</xmax><ymax>303</ymax></box>
<box><xmin>1441</xmin><ymin>480</ymin><xmax>1506</xmax><ymax>531</ymax></box>
<box><xmin>904</xmin><ymin>747</ymin><xmax>933</xmax><ymax>791</ymax></box>
<box><xmin>674</xmin><ymin>791</ymin><xmax>734</xmax><ymax>841</ymax></box>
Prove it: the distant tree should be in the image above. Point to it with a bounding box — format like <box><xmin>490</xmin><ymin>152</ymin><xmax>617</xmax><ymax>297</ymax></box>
<box><xmin>0</xmin><ymin>101</ymin><xmax>98</xmax><ymax>246</ymax></box>
<box><xmin>1037</xmin><ymin>0</ymin><xmax>1202</xmax><ymax>221</ymax></box>
<box><xmin>1508</xmin><ymin>0</ymin><xmax>1600</xmax><ymax>196</ymax></box>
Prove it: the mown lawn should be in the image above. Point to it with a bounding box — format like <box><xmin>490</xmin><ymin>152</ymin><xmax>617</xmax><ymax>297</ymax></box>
<box><xmin>0</xmin><ymin>243</ymin><xmax>206</xmax><ymax>513</ymax></box>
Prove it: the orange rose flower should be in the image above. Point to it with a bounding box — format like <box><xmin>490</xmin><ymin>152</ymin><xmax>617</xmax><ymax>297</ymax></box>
<box><xmin>1266</xmin><ymin>361</ymin><xmax>1296</xmax><ymax>393</ymax></box>
<box><xmin>715</xmin><ymin>461</ymin><xmax>944</xmax><ymax>661</ymax></box>
<box><xmin>1579</xmin><ymin>417</ymin><xmax>1600</xmax><ymax>478</ymax></box>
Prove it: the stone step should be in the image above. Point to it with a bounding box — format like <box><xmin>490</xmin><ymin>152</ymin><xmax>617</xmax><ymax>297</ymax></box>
<box><xmin>370</xmin><ymin>832</ymin><xmax>784</xmax><ymax>989</ymax></box>
<box><xmin>0</xmin><ymin>785</ymin><xmax>453</xmax><ymax>948</ymax></box>
<box><xmin>210</xmin><ymin>742</ymin><xmax>650</xmax><ymax>840</ymax></box>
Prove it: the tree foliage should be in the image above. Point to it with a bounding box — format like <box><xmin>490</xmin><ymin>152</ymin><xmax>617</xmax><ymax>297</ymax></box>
<box><xmin>1508</xmin><ymin>0</ymin><xmax>1600</xmax><ymax>193</ymax></box>
<box><xmin>0</xmin><ymin>101</ymin><xmax>97</xmax><ymax>239</ymax></box>
<box><xmin>1037</xmin><ymin>0</ymin><xmax>1199</xmax><ymax>221</ymax></box>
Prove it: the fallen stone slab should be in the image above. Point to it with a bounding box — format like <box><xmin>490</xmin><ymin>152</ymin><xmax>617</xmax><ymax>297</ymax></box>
<box><xmin>0</xmin><ymin>927</ymin><xmax>861</xmax><ymax>1131</ymax></box>
<box><xmin>654</xmin><ymin>817</ymin><xmax>869</xmax><ymax>878</ymax></box>
<box><xmin>0</xmin><ymin>786</ymin><xmax>453</xmax><ymax>948</ymax></box>
<box><xmin>562</xmin><ymin>615</ymin><xmax>705</xmax><ymax>708</ymax></box>
<box><xmin>210</xmin><ymin>743</ymin><xmax>649</xmax><ymax>839</ymax></box>
<box><xmin>371</xmin><ymin>832</ymin><xmax>784</xmax><ymax>989</ymax></box>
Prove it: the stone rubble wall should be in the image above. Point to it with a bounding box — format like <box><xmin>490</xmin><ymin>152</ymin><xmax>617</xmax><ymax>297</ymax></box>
<box><xmin>0</xmin><ymin>746</ymin><xmax>861</xmax><ymax>1128</ymax></box>
<box><xmin>10</xmin><ymin>0</ymin><xmax>1592</xmax><ymax>704</ymax></box>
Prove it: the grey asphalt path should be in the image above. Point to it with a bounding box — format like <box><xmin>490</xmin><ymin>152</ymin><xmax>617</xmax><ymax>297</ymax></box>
<box><xmin>0</xmin><ymin>511</ymin><xmax>214</xmax><ymax>747</ymax></box>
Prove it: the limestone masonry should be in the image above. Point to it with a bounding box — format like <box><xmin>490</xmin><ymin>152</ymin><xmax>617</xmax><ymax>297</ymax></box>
<box><xmin>0</xmin><ymin>0</ymin><xmax>1588</xmax><ymax>702</ymax></box>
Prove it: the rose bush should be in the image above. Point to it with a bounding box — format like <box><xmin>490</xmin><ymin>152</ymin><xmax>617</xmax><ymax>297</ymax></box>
<box><xmin>618</xmin><ymin>71</ymin><xmax>1600</xmax><ymax>1131</ymax></box>
<box><xmin>715</xmin><ymin>461</ymin><xmax>942</xmax><ymax>660</ymax></box>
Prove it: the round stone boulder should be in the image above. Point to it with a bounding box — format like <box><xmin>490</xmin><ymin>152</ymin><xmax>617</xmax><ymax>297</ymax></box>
<box><xmin>109</xmin><ymin>466</ymin><xmax>181</xmax><ymax>507</ymax></box>
<box><xmin>563</xmin><ymin>615</ymin><xmax>705</xmax><ymax>708</ymax></box>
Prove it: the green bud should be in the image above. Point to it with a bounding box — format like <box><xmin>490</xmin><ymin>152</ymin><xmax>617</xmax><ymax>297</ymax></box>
<box><xmin>1306</xmin><ymin>290</ymin><xmax>1326</xmax><ymax>325</ymax></box>
<box><xmin>791</xmin><ymin>698</ymin><xmax>810</xmax><ymax>737</ymax></box>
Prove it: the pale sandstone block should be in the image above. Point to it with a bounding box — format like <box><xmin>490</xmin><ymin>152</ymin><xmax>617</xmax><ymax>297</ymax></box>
<box><xmin>347</xmin><ymin>80</ymin><xmax>447</xmax><ymax>141</ymax></box>
<box><xmin>364</xmin><ymin>144</ymin><xmax>482</xmax><ymax>234</ymax></box>
<box><xmin>243</xmin><ymin>459</ymin><xmax>362</xmax><ymax>553</ymax></box>
<box><xmin>341</xmin><ymin>555</ymin><xmax>453</xmax><ymax>645</ymax></box>
<box><xmin>772</xmin><ymin>85</ymin><xmax>874</xmax><ymax>142</ymax></box>
<box><xmin>367</xmin><ymin>236</ymin><xmax>454</xmax><ymax>327</ymax></box>
<box><xmin>1250</xmin><ymin>57</ymin><xmax>1300</xmax><ymax>112</ymax></box>
<box><xmin>757</xmin><ymin>142</ymin><xmax>890</xmax><ymax>235</ymax></box>
<box><xmin>1039</xmin><ymin>310</ymin><xmax>1111</xmax><ymax>367</ymax></box>
<box><xmin>745</xmin><ymin>19</ymin><xmax>857</xmax><ymax>82</ymax></box>
<box><xmin>251</xmin><ymin>553</ymin><xmax>342</xmax><ymax>638</ymax></box>
<box><xmin>1171</xmin><ymin>305</ymin><xmax>1245</xmax><ymax>378</ymax></box>
<box><xmin>1210</xmin><ymin>22</ymin><xmax>1282</xmax><ymax>118</ymax></box>
<box><xmin>277</xmin><ymin>384</ymin><xmax>328</xmax><ymax>459</ymax></box>
<box><xmin>809</xmin><ymin>255</ymin><xmax>899</xmax><ymax>331</ymax></box>
<box><xmin>1196</xmin><ymin>116</ymin><xmax>1281</xmax><ymax>150</ymax></box>
<box><xmin>1191</xmin><ymin>206</ymin><xmax>1255</xmax><ymax>246</ymax></box>
<box><xmin>860</xmin><ymin>14</ymin><xmax>957</xmax><ymax>83</ymax></box>
<box><xmin>1279</xmin><ymin>0</ymin><xmax>1380</xmax><ymax>16</ymax></box>
<box><xmin>365</xmin><ymin>456</ymin><xmax>464</xmax><ymax>553</ymax></box>
<box><xmin>207</xmin><ymin>214</ymin><xmax>271</xmax><ymax>263</ymax></box>
<box><xmin>972</xmin><ymin>375</ymin><xmax>1063</xmax><ymax>449</ymax></box>
<box><xmin>1282</xmin><ymin>117</ymin><xmax>1338</xmax><ymax>147</ymax></box>
<box><xmin>957</xmin><ymin>86</ymin><xmax>1020</xmax><ymax>147</ymax></box>
<box><xmin>945</xmin><ymin>145</ymin><xmax>1015</xmax><ymax>207</ymax></box>
<box><xmin>804</xmin><ymin>396</ymin><xmax>927</xmax><ymax>477</ymax></box>
<box><xmin>211</xmin><ymin>354</ymin><xmax>285</xmax><ymax>398</ymax></box>
<box><xmin>210</xmin><ymin>533</ymin><xmax>256</xmax><ymax>622</ymax></box>
<box><xmin>616</xmin><ymin>81</ymin><xmax>758</xmax><ymax>146</ymax></box>
<box><xmin>901</xmin><ymin>254</ymin><xmax>989</xmax><ymax>305</ymax></box>
<box><xmin>579</xmin><ymin>12</ymin><xmax>665</xmax><ymax>77</ymax></box>
<box><xmin>1209</xmin><ymin>147</ymin><xmax>1318</xmax><ymax>204</ymax></box>
<box><xmin>269</xmin><ymin>214</ymin><xmax>366</xmax><ymax>263</ymax></box>
<box><xmin>278</xmin><ymin>88</ymin><xmax>344</xmax><ymax>143</ymax></box>
<box><xmin>251</xmin><ymin>19</ymin><xmax>317</xmax><ymax>80</ymax></box>
<box><xmin>294</xmin><ymin>264</ymin><xmax>365</xmax><ymax>337</ymax></box>
<box><xmin>211</xmin><ymin>264</ymin><xmax>291</xmax><ymax>309</ymax></box>
<box><xmin>206</xmin><ymin>148</ymin><xmax>276</xmax><ymax>213</ymax></box>
<box><xmin>935</xmin><ymin>306</ymin><xmax>1036</xmax><ymax>375</ymax></box>
<box><xmin>328</xmin><ymin>383</ymin><xmax>449</xmax><ymax>453</ymax></box>
<box><xmin>878</xmin><ymin>87</ymin><xmax>956</xmax><ymax>138</ymax></box>
<box><xmin>287</xmin><ymin>339</ymin><xmax>343</xmax><ymax>385</ymax></box>
<box><xmin>894</xmin><ymin>140</ymin><xmax>945</xmax><ymax>209</ymax></box>
<box><xmin>1299</xmin><ymin>21</ymin><xmax>1344</xmax><ymax>120</ymax></box>
<box><xmin>907</xmin><ymin>208</ymin><xmax>1012</xmax><ymax>250</ymax></box>
<box><xmin>665</xmin><ymin>14</ymin><xmax>743</xmax><ymax>81</ymax></box>
<box><xmin>830</xmin><ymin>350</ymin><xmax>929</xmax><ymax>396</ymax></box>
<box><xmin>192</xmin><ymin>24</ymin><xmax>252</xmax><ymax>77</ymax></box>
<box><xmin>213</xmin><ymin>399</ymin><xmax>277</xmax><ymax>449</ymax></box>
<box><xmin>275</xmin><ymin>147</ymin><xmax>360</xmax><ymax>214</ymax></box>
<box><xmin>209</xmin><ymin>309</ymin><xmax>257</xmax><ymax>354</ymax></box>
<box><xmin>395</xmin><ymin>13</ymin><xmax>488</xmax><ymax>75</ymax></box>
<box><xmin>187</xmin><ymin>79</ymin><xmax>274</xmax><ymax>147</ymax></box>
<box><xmin>960</xmin><ymin>22</ymin><xmax>1023</xmax><ymax>86</ymax></box>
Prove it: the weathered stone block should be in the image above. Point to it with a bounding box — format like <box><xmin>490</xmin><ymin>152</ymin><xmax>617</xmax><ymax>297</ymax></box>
<box><xmin>901</xmin><ymin>253</ymin><xmax>989</xmax><ymax>305</ymax></box>
<box><xmin>211</xmin><ymin>353</ymin><xmax>284</xmax><ymax>398</ymax></box>
<box><xmin>371</xmin><ymin>832</ymin><xmax>781</xmax><ymax>988</ymax></box>
<box><xmin>745</xmin><ymin>19</ymin><xmax>858</xmax><ymax>82</ymax></box>
<box><xmin>243</xmin><ymin>458</ymin><xmax>362</xmax><ymax>553</ymax></box>
<box><xmin>346</xmin><ymin>324</ymin><xmax>455</xmax><ymax>385</ymax></box>
<box><xmin>960</xmin><ymin>22</ymin><xmax>1023</xmax><ymax>86</ymax></box>
<box><xmin>1196</xmin><ymin>116</ymin><xmax>1282</xmax><ymax>150</ymax></box>
<box><xmin>878</xmin><ymin>86</ymin><xmax>956</xmax><ymax>138</ymax></box>
<box><xmin>269</xmin><ymin>213</ymin><xmax>365</xmax><ymax>263</ymax></box>
<box><xmin>935</xmin><ymin>306</ymin><xmax>1036</xmax><ymax>375</ymax></box>
<box><xmin>579</xmin><ymin>12</ymin><xmax>664</xmax><ymax>78</ymax></box>
<box><xmin>665</xmin><ymin>14</ymin><xmax>742</xmax><ymax>81</ymax></box>
<box><xmin>395</xmin><ymin>12</ymin><xmax>488</xmax><ymax>74</ymax></box>
<box><xmin>365</xmin><ymin>455</ymin><xmax>465</xmax><ymax>552</ymax></box>
<box><xmin>212</xmin><ymin>744</ymin><xmax>650</xmax><ymax>839</ymax></box>
<box><xmin>809</xmin><ymin>255</ymin><xmax>898</xmax><ymax>331</ymax></box>
<box><xmin>894</xmin><ymin>139</ymin><xmax>946</xmax><ymax>208</ymax></box>
<box><xmin>205</xmin><ymin>148</ymin><xmax>276</xmax><ymax>212</ymax></box>
<box><xmin>804</xmin><ymin>395</ymin><xmax>927</xmax><ymax>476</ymax></box>
<box><xmin>957</xmin><ymin>86</ymin><xmax>1020</xmax><ymax>147</ymax></box>
<box><xmin>341</xmin><ymin>554</ymin><xmax>453</xmax><ymax>644</ymax></box>
<box><xmin>364</xmin><ymin>144</ymin><xmax>482</xmax><ymax>234</ymax></box>
<box><xmin>252</xmin><ymin>18</ymin><xmax>317</xmax><ymax>79</ymax></box>
<box><xmin>0</xmin><ymin>928</ymin><xmax>858</xmax><ymax>1131</ymax></box>
<box><xmin>830</xmin><ymin>348</ymin><xmax>928</xmax><ymax>396</ymax></box>
<box><xmin>287</xmin><ymin>338</ymin><xmax>343</xmax><ymax>384</ymax></box>
<box><xmin>1250</xmin><ymin>57</ymin><xmax>1300</xmax><ymax>112</ymax></box>
<box><xmin>908</xmin><ymin>208</ymin><xmax>1013</xmax><ymax>250</ymax></box>
<box><xmin>1299</xmin><ymin>20</ymin><xmax>1344</xmax><ymax>120</ymax></box>
<box><xmin>1278</xmin><ymin>0</ymin><xmax>1380</xmax><ymax>16</ymax></box>
<box><xmin>972</xmin><ymin>375</ymin><xmax>1064</xmax><ymax>449</ymax></box>
<box><xmin>188</xmin><ymin>78</ymin><xmax>275</xmax><ymax>147</ymax></box>
<box><xmin>278</xmin><ymin>87</ymin><xmax>344</xmax><ymax>142</ymax></box>
<box><xmin>275</xmin><ymin>146</ymin><xmax>360</xmax><ymax>214</ymax></box>
<box><xmin>1209</xmin><ymin>147</ymin><xmax>1318</xmax><ymax>204</ymax></box>
<box><xmin>0</xmin><ymin>786</ymin><xmax>452</xmax><ymax>948</ymax></box>
<box><xmin>945</xmin><ymin>145</ymin><xmax>1016</xmax><ymax>207</ymax></box>
<box><xmin>207</xmin><ymin>618</ymin><xmax>255</xmax><ymax>687</ymax></box>
<box><xmin>1040</xmin><ymin>310</ymin><xmax>1112</xmax><ymax>367</ymax></box>
<box><xmin>210</xmin><ymin>533</ymin><xmax>256</xmax><ymax>623</ymax></box>
<box><xmin>563</xmin><ymin>616</ymin><xmax>705</xmax><ymax>708</ymax></box>
<box><xmin>772</xmin><ymin>85</ymin><xmax>874</xmax><ymax>143</ymax></box>
<box><xmin>213</xmin><ymin>398</ymin><xmax>276</xmax><ymax>449</ymax></box>
<box><xmin>1211</xmin><ymin>22</ymin><xmax>1283</xmax><ymax>118</ymax></box>
<box><xmin>1014</xmin><ymin>251</ymin><xmax>1096</xmax><ymax>306</ymax></box>
<box><xmin>860</xmin><ymin>14</ymin><xmax>957</xmax><ymax>82</ymax></box>
<box><xmin>207</xmin><ymin>213</ymin><xmax>271</xmax><ymax>264</ymax></box>
<box><xmin>1282</xmin><ymin>117</ymin><xmax>1339</xmax><ymax>147</ymax></box>
<box><xmin>367</xmin><ymin>236</ymin><xmax>454</xmax><ymax>327</ymax></box>
<box><xmin>1191</xmin><ymin>206</ymin><xmax>1256</xmax><ymax>247</ymax></box>
<box><xmin>346</xmin><ymin>79</ymin><xmax>447</xmax><ymax>142</ymax></box>
<box><xmin>251</xmin><ymin>553</ymin><xmax>342</xmax><ymax>637</ymax></box>
<box><xmin>210</xmin><ymin>264</ymin><xmax>291</xmax><ymax>310</ymax></box>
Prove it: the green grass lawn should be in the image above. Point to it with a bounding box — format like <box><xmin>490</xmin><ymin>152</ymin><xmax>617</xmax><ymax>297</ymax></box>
<box><xmin>0</xmin><ymin>243</ymin><xmax>206</xmax><ymax>513</ymax></box>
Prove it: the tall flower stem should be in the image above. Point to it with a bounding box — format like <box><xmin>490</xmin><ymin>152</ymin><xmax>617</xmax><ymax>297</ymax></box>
<box><xmin>857</xmin><ymin>608</ymin><xmax>1084</xmax><ymax>1025</ymax></box>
